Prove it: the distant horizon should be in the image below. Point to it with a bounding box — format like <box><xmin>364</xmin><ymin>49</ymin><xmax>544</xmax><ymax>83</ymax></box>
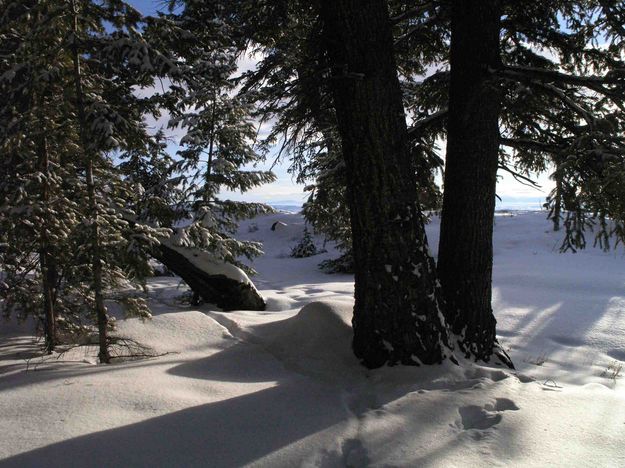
<box><xmin>128</xmin><ymin>0</ymin><xmax>556</xmax><ymax>214</ymax></box>
<box><xmin>265</xmin><ymin>195</ymin><xmax>548</xmax><ymax>212</ymax></box>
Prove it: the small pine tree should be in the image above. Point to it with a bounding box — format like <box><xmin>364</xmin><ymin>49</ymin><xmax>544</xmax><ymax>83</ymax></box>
<box><xmin>290</xmin><ymin>228</ymin><xmax>318</xmax><ymax>258</ymax></box>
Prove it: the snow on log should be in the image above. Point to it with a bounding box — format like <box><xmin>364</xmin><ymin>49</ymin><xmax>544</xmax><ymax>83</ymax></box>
<box><xmin>154</xmin><ymin>241</ymin><xmax>266</xmax><ymax>311</ymax></box>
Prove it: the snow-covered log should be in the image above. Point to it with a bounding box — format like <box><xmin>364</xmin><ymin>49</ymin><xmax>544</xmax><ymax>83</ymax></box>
<box><xmin>153</xmin><ymin>242</ymin><xmax>266</xmax><ymax>311</ymax></box>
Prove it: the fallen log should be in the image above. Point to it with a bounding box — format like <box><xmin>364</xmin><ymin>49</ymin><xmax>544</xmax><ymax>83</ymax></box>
<box><xmin>153</xmin><ymin>241</ymin><xmax>266</xmax><ymax>311</ymax></box>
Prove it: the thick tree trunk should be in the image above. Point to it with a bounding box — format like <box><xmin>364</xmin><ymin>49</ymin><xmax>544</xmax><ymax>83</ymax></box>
<box><xmin>154</xmin><ymin>243</ymin><xmax>265</xmax><ymax>311</ymax></box>
<box><xmin>71</xmin><ymin>0</ymin><xmax>110</xmax><ymax>364</ymax></box>
<box><xmin>320</xmin><ymin>0</ymin><xmax>450</xmax><ymax>368</ymax></box>
<box><xmin>437</xmin><ymin>0</ymin><xmax>511</xmax><ymax>366</ymax></box>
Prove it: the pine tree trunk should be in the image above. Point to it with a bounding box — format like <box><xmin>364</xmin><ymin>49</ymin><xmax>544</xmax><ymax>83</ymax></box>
<box><xmin>320</xmin><ymin>0</ymin><xmax>450</xmax><ymax>368</ymax></box>
<box><xmin>37</xmin><ymin>133</ymin><xmax>57</xmax><ymax>354</ymax></box>
<box><xmin>437</xmin><ymin>0</ymin><xmax>511</xmax><ymax>366</ymax></box>
<box><xmin>553</xmin><ymin>173</ymin><xmax>562</xmax><ymax>231</ymax></box>
<box><xmin>71</xmin><ymin>1</ymin><xmax>110</xmax><ymax>364</ymax></box>
<box><xmin>86</xmin><ymin>158</ymin><xmax>109</xmax><ymax>364</ymax></box>
<box><xmin>205</xmin><ymin>98</ymin><xmax>217</xmax><ymax>198</ymax></box>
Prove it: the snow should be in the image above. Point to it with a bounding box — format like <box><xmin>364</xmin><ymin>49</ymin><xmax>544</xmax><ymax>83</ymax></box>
<box><xmin>1</xmin><ymin>210</ymin><xmax>625</xmax><ymax>466</ymax></box>
<box><xmin>164</xmin><ymin>239</ymin><xmax>255</xmax><ymax>287</ymax></box>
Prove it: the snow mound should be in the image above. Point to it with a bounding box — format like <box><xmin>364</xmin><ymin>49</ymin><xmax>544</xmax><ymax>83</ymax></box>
<box><xmin>116</xmin><ymin>311</ymin><xmax>233</xmax><ymax>353</ymax></box>
<box><xmin>263</xmin><ymin>293</ymin><xmax>300</xmax><ymax>311</ymax></box>
<box><xmin>266</xmin><ymin>301</ymin><xmax>359</xmax><ymax>378</ymax></box>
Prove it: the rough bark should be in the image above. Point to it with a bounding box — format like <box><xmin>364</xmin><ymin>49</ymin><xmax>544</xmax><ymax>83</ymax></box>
<box><xmin>437</xmin><ymin>0</ymin><xmax>511</xmax><ymax>366</ymax></box>
<box><xmin>320</xmin><ymin>0</ymin><xmax>450</xmax><ymax>368</ymax></box>
<box><xmin>154</xmin><ymin>244</ymin><xmax>266</xmax><ymax>311</ymax></box>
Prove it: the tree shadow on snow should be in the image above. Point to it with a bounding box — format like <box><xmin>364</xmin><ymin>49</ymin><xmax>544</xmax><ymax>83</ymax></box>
<box><xmin>0</xmin><ymin>339</ymin><xmax>348</xmax><ymax>468</ymax></box>
<box><xmin>0</xmin><ymin>380</ymin><xmax>344</xmax><ymax>468</ymax></box>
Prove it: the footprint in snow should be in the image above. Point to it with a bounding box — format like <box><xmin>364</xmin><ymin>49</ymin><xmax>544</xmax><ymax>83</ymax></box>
<box><xmin>457</xmin><ymin>398</ymin><xmax>519</xmax><ymax>431</ymax></box>
<box><xmin>342</xmin><ymin>438</ymin><xmax>369</xmax><ymax>468</ymax></box>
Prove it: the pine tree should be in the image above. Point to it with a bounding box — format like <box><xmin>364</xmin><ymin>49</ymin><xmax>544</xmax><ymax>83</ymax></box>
<box><xmin>436</xmin><ymin>0</ymin><xmax>510</xmax><ymax>364</ymax></box>
<box><xmin>0</xmin><ymin>0</ymin><xmax>83</xmax><ymax>351</ymax></box>
<box><xmin>179</xmin><ymin>0</ymin><xmax>446</xmax><ymax>367</ymax></box>
<box><xmin>147</xmin><ymin>2</ymin><xmax>276</xmax><ymax>274</ymax></box>
<box><xmin>290</xmin><ymin>227</ymin><xmax>318</xmax><ymax>258</ymax></box>
<box><xmin>129</xmin><ymin>0</ymin><xmax>623</xmax><ymax>368</ymax></box>
<box><xmin>65</xmin><ymin>0</ymin><xmax>178</xmax><ymax>361</ymax></box>
<box><xmin>1</xmin><ymin>0</ymin><xmax>177</xmax><ymax>360</ymax></box>
<box><xmin>400</xmin><ymin>0</ymin><xmax>624</xmax><ymax>363</ymax></box>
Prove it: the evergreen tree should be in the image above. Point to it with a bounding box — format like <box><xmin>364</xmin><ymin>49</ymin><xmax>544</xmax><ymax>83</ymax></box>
<box><xmin>146</xmin><ymin>2</ymin><xmax>276</xmax><ymax>276</ymax></box>
<box><xmin>398</xmin><ymin>0</ymin><xmax>624</xmax><ymax>363</ymax></box>
<box><xmin>218</xmin><ymin>0</ymin><xmax>623</xmax><ymax>366</ymax></box>
<box><xmin>1</xmin><ymin>0</ymin><xmax>174</xmax><ymax>360</ymax></box>
<box><xmin>66</xmin><ymin>0</ymin><xmax>178</xmax><ymax>361</ymax></box>
<box><xmin>0</xmin><ymin>0</ymin><xmax>83</xmax><ymax>351</ymax></box>
<box><xmin>290</xmin><ymin>227</ymin><xmax>318</xmax><ymax>258</ymax></box>
<box><xmin>436</xmin><ymin>0</ymin><xmax>510</xmax><ymax>364</ymax></box>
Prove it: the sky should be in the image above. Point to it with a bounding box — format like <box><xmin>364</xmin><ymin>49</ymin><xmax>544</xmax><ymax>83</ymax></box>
<box><xmin>129</xmin><ymin>0</ymin><xmax>555</xmax><ymax>210</ymax></box>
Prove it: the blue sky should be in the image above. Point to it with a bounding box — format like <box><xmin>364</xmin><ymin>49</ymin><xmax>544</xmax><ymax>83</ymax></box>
<box><xmin>128</xmin><ymin>0</ymin><xmax>163</xmax><ymax>16</ymax></box>
<box><xmin>128</xmin><ymin>0</ymin><xmax>553</xmax><ymax>209</ymax></box>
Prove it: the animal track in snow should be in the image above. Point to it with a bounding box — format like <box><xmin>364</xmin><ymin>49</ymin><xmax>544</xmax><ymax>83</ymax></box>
<box><xmin>457</xmin><ymin>398</ymin><xmax>519</xmax><ymax>431</ymax></box>
<box><xmin>342</xmin><ymin>438</ymin><xmax>369</xmax><ymax>468</ymax></box>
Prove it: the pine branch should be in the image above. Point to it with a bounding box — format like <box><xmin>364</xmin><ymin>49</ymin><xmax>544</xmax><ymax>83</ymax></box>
<box><xmin>501</xmin><ymin>75</ymin><xmax>598</xmax><ymax>125</ymax></box>
<box><xmin>497</xmin><ymin>163</ymin><xmax>541</xmax><ymax>189</ymax></box>
<box><xmin>598</xmin><ymin>0</ymin><xmax>625</xmax><ymax>38</ymax></box>
<box><xmin>394</xmin><ymin>15</ymin><xmax>440</xmax><ymax>46</ymax></box>
<box><xmin>407</xmin><ymin>108</ymin><xmax>448</xmax><ymax>140</ymax></box>
<box><xmin>497</xmin><ymin>65</ymin><xmax>625</xmax><ymax>100</ymax></box>
<box><xmin>500</xmin><ymin>137</ymin><xmax>564</xmax><ymax>154</ymax></box>
<box><xmin>390</xmin><ymin>2</ymin><xmax>435</xmax><ymax>25</ymax></box>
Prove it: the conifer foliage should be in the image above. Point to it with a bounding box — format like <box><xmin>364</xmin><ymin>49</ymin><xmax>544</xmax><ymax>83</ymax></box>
<box><xmin>147</xmin><ymin>1</ymin><xmax>276</xmax><ymax>273</ymax></box>
<box><xmin>290</xmin><ymin>227</ymin><xmax>318</xmax><ymax>258</ymax></box>
<box><xmin>1</xmin><ymin>0</ymin><xmax>622</xmax><ymax>370</ymax></box>
<box><xmin>0</xmin><ymin>0</ymin><xmax>275</xmax><ymax>360</ymax></box>
<box><xmin>1</xmin><ymin>0</ymin><xmax>174</xmax><ymax>361</ymax></box>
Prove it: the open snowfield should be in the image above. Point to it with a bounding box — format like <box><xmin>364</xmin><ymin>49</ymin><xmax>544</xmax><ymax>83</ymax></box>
<box><xmin>1</xmin><ymin>211</ymin><xmax>624</xmax><ymax>467</ymax></box>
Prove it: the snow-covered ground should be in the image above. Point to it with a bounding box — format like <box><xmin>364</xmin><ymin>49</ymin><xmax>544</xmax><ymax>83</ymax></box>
<box><xmin>1</xmin><ymin>211</ymin><xmax>624</xmax><ymax>467</ymax></box>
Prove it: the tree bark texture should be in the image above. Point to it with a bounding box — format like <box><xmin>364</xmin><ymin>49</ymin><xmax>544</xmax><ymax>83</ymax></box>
<box><xmin>320</xmin><ymin>0</ymin><xmax>450</xmax><ymax>368</ymax></box>
<box><xmin>437</xmin><ymin>0</ymin><xmax>511</xmax><ymax>366</ymax></box>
